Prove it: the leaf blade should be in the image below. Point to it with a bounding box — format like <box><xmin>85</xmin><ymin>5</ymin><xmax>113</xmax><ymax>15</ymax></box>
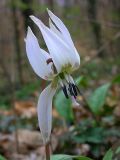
<box><xmin>103</xmin><ymin>149</ymin><xmax>113</xmax><ymax>160</ymax></box>
<box><xmin>87</xmin><ymin>83</ymin><xmax>111</xmax><ymax>114</ymax></box>
<box><xmin>51</xmin><ymin>154</ymin><xmax>93</xmax><ymax>160</ymax></box>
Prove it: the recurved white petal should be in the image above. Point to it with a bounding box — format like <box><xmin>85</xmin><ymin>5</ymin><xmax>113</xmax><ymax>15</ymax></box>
<box><xmin>30</xmin><ymin>15</ymin><xmax>78</xmax><ymax>73</ymax></box>
<box><xmin>49</xmin><ymin>18</ymin><xmax>61</xmax><ymax>37</ymax></box>
<box><xmin>25</xmin><ymin>27</ymin><xmax>54</xmax><ymax>80</ymax></box>
<box><xmin>47</xmin><ymin>9</ymin><xmax>80</xmax><ymax>69</ymax></box>
<box><xmin>47</xmin><ymin>9</ymin><xmax>73</xmax><ymax>46</ymax></box>
<box><xmin>49</xmin><ymin>19</ymin><xmax>67</xmax><ymax>45</ymax></box>
<box><xmin>37</xmin><ymin>84</ymin><xmax>56</xmax><ymax>144</ymax></box>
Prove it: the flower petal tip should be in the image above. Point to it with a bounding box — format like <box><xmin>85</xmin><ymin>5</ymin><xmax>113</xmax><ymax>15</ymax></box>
<box><xmin>46</xmin><ymin>8</ymin><xmax>49</xmax><ymax>12</ymax></box>
<box><xmin>30</xmin><ymin>15</ymin><xmax>45</xmax><ymax>30</ymax></box>
<box><xmin>26</xmin><ymin>26</ymin><xmax>34</xmax><ymax>39</ymax></box>
<box><xmin>29</xmin><ymin>15</ymin><xmax>38</xmax><ymax>23</ymax></box>
<box><xmin>27</xmin><ymin>26</ymin><xmax>32</xmax><ymax>33</ymax></box>
<box><xmin>47</xmin><ymin>8</ymin><xmax>52</xmax><ymax>15</ymax></box>
<box><xmin>30</xmin><ymin>15</ymin><xmax>38</xmax><ymax>23</ymax></box>
<box><xmin>29</xmin><ymin>15</ymin><xmax>34</xmax><ymax>19</ymax></box>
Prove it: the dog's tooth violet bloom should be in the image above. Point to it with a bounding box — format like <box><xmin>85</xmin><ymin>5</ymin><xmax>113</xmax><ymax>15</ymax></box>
<box><xmin>25</xmin><ymin>9</ymin><xmax>80</xmax><ymax>144</ymax></box>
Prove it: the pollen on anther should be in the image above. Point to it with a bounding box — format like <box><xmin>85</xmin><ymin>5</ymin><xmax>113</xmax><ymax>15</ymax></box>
<box><xmin>62</xmin><ymin>85</ymin><xmax>69</xmax><ymax>99</ymax></box>
<box><xmin>46</xmin><ymin>58</ymin><xmax>53</xmax><ymax>64</ymax></box>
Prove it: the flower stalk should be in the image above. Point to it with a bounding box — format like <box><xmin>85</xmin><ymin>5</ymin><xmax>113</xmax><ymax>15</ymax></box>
<box><xmin>45</xmin><ymin>141</ymin><xmax>51</xmax><ymax>160</ymax></box>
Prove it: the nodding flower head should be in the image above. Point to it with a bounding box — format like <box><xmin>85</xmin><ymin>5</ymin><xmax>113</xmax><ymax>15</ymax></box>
<box><xmin>25</xmin><ymin>9</ymin><xmax>80</xmax><ymax>144</ymax></box>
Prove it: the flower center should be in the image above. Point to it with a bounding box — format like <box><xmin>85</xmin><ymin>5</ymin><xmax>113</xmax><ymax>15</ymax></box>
<box><xmin>46</xmin><ymin>58</ymin><xmax>80</xmax><ymax>99</ymax></box>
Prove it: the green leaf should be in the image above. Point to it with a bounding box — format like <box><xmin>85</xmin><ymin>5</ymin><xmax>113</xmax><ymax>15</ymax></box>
<box><xmin>115</xmin><ymin>146</ymin><xmax>120</xmax><ymax>154</ymax></box>
<box><xmin>54</xmin><ymin>90</ymin><xmax>74</xmax><ymax>122</ymax></box>
<box><xmin>103</xmin><ymin>149</ymin><xmax>113</xmax><ymax>160</ymax></box>
<box><xmin>75</xmin><ymin>156</ymin><xmax>93</xmax><ymax>160</ymax></box>
<box><xmin>75</xmin><ymin>76</ymin><xmax>88</xmax><ymax>87</ymax></box>
<box><xmin>51</xmin><ymin>154</ymin><xmax>72</xmax><ymax>160</ymax></box>
<box><xmin>0</xmin><ymin>155</ymin><xmax>7</xmax><ymax>160</ymax></box>
<box><xmin>51</xmin><ymin>154</ymin><xmax>93</xmax><ymax>160</ymax></box>
<box><xmin>87</xmin><ymin>83</ymin><xmax>111</xmax><ymax>114</ymax></box>
<box><xmin>112</xmin><ymin>75</ymin><xmax>120</xmax><ymax>84</ymax></box>
<box><xmin>16</xmin><ymin>80</ymin><xmax>40</xmax><ymax>99</ymax></box>
<box><xmin>75</xmin><ymin>76</ymin><xmax>84</xmax><ymax>85</ymax></box>
<box><xmin>72</xmin><ymin>127</ymin><xmax>105</xmax><ymax>144</ymax></box>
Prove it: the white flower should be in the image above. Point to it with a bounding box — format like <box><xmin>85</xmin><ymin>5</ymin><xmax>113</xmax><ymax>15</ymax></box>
<box><xmin>25</xmin><ymin>9</ymin><xmax>80</xmax><ymax>144</ymax></box>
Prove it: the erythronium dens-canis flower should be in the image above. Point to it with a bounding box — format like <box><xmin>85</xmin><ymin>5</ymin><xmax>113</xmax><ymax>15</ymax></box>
<box><xmin>25</xmin><ymin>9</ymin><xmax>80</xmax><ymax>144</ymax></box>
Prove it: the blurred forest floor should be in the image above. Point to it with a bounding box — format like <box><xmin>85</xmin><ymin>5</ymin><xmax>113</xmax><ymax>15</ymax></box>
<box><xmin>0</xmin><ymin>0</ymin><xmax>120</xmax><ymax>160</ymax></box>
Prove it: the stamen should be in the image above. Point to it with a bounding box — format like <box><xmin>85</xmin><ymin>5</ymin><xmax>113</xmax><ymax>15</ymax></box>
<box><xmin>59</xmin><ymin>78</ymin><xmax>69</xmax><ymax>99</ymax></box>
<box><xmin>46</xmin><ymin>58</ymin><xmax>53</xmax><ymax>64</ymax></box>
<box><xmin>46</xmin><ymin>58</ymin><xmax>57</xmax><ymax>74</ymax></box>
<box><xmin>59</xmin><ymin>79</ymin><xmax>64</xmax><ymax>87</ymax></box>
<box><xmin>65</xmin><ymin>75</ymin><xmax>70</xmax><ymax>83</ymax></box>
<box><xmin>71</xmin><ymin>84</ymin><xmax>78</xmax><ymax>96</ymax></box>
<box><xmin>68</xmin><ymin>83</ymin><xmax>75</xmax><ymax>97</ymax></box>
<box><xmin>65</xmin><ymin>75</ymin><xmax>80</xmax><ymax>98</ymax></box>
<box><xmin>62</xmin><ymin>85</ymin><xmax>69</xmax><ymax>99</ymax></box>
<box><xmin>68</xmin><ymin>75</ymin><xmax>74</xmax><ymax>84</ymax></box>
<box><xmin>52</xmin><ymin>64</ymin><xmax>57</xmax><ymax>74</ymax></box>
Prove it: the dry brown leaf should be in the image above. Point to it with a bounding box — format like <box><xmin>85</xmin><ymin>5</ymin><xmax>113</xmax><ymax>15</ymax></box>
<box><xmin>10</xmin><ymin>153</ymin><xmax>44</xmax><ymax>160</ymax></box>
<box><xmin>0</xmin><ymin>109</ymin><xmax>14</xmax><ymax>116</ymax></box>
<box><xmin>114</xmin><ymin>105</ymin><xmax>120</xmax><ymax>117</ymax></box>
<box><xmin>0</xmin><ymin>133</ymin><xmax>16</xmax><ymax>153</ymax></box>
<box><xmin>14</xmin><ymin>101</ymin><xmax>36</xmax><ymax>118</ymax></box>
<box><xmin>111</xmin><ymin>85</ymin><xmax>120</xmax><ymax>98</ymax></box>
<box><xmin>106</xmin><ymin>97</ymin><xmax>117</xmax><ymax>107</ymax></box>
<box><xmin>15</xmin><ymin>129</ymin><xmax>43</xmax><ymax>148</ymax></box>
<box><xmin>75</xmin><ymin>144</ymin><xmax>90</xmax><ymax>155</ymax></box>
<box><xmin>14</xmin><ymin>129</ymin><xmax>58</xmax><ymax>151</ymax></box>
